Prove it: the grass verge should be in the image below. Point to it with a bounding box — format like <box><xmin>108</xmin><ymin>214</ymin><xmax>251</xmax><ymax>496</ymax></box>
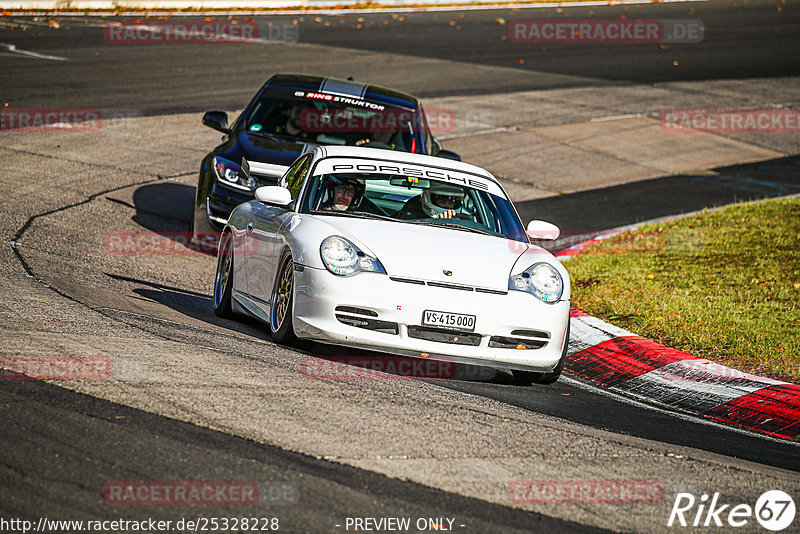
<box><xmin>565</xmin><ymin>196</ymin><xmax>800</xmax><ymax>384</ymax></box>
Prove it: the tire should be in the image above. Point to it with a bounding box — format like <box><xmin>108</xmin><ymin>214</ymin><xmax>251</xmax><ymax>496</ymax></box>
<box><xmin>512</xmin><ymin>321</ymin><xmax>570</xmax><ymax>385</ymax></box>
<box><xmin>213</xmin><ymin>230</ymin><xmax>235</xmax><ymax>318</ymax></box>
<box><xmin>270</xmin><ymin>252</ymin><xmax>298</xmax><ymax>345</ymax></box>
<box><xmin>188</xmin><ymin>217</ymin><xmax>195</xmax><ymax>246</ymax></box>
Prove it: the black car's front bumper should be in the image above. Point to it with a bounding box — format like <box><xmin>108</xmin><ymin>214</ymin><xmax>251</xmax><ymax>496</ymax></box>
<box><xmin>192</xmin><ymin>156</ymin><xmax>285</xmax><ymax>248</ymax></box>
<box><xmin>192</xmin><ymin>182</ymin><xmax>253</xmax><ymax>243</ymax></box>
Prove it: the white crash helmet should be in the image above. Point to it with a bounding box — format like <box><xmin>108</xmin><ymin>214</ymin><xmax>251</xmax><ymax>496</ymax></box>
<box><xmin>421</xmin><ymin>181</ymin><xmax>465</xmax><ymax>217</ymax></box>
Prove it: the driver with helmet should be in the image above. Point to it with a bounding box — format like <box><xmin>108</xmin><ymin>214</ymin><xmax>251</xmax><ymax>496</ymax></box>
<box><xmin>318</xmin><ymin>175</ymin><xmax>366</xmax><ymax>212</ymax></box>
<box><xmin>272</xmin><ymin>102</ymin><xmax>313</xmax><ymax>140</ymax></box>
<box><xmin>397</xmin><ymin>181</ymin><xmax>465</xmax><ymax>219</ymax></box>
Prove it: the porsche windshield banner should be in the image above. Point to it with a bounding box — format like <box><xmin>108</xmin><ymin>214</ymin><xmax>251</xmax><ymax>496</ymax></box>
<box><xmin>314</xmin><ymin>159</ymin><xmax>505</xmax><ymax>197</ymax></box>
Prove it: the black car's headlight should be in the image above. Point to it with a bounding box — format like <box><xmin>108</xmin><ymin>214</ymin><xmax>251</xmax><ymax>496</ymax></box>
<box><xmin>508</xmin><ymin>262</ymin><xmax>563</xmax><ymax>303</ymax></box>
<box><xmin>320</xmin><ymin>236</ymin><xmax>386</xmax><ymax>276</ymax></box>
<box><xmin>213</xmin><ymin>156</ymin><xmax>256</xmax><ymax>192</ymax></box>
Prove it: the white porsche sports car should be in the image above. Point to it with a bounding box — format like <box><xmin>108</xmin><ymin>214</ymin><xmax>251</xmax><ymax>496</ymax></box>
<box><xmin>213</xmin><ymin>146</ymin><xmax>571</xmax><ymax>384</ymax></box>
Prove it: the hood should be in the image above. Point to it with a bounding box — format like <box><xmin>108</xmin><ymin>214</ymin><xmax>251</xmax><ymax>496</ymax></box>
<box><xmin>230</xmin><ymin>130</ymin><xmax>320</xmax><ymax>168</ymax></box>
<box><xmin>317</xmin><ymin>217</ymin><xmax>531</xmax><ymax>290</ymax></box>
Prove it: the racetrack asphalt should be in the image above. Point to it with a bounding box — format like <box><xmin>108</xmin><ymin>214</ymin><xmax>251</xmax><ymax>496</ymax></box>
<box><xmin>1</xmin><ymin>378</ymin><xmax>600</xmax><ymax>533</ymax></box>
<box><xmin>518</xmin><ymin>155</ymin><xmax>800</xmax><ymax>236</ymax></box>
<box><xmin>2</xmin><ymin>0</ymin><xmax>798</xmax><ymax>112</ymax></box>
<box><xmin>2</xmin><ymin>1</ymin><xmax>800</xmax><ymax>531</ymax></box>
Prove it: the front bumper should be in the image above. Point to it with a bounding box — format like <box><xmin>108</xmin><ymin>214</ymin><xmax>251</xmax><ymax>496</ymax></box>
<box><xmin>293</xmin><ymin>266</ymin><xmax>570</xmax><ymax>372</ymax></box>
<box><xmin>208</xmin><ymin>183</ymin><xmax>254</xmax><ymax>227</ymax></box>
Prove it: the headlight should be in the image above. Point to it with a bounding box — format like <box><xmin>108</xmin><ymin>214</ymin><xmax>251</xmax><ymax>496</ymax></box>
<box><xmin>320</xmin><ymin>236</ymin><xmax>386</xmax><ymax>276</ymax></box>
<box><xmin>212</xmin><ymin>156</ymin><xmax>256</xmax><ymax>192</ymax></box>
<box><xmin>508</xmin><ymin>262</ymin><xmax>563</xmax><ymax>303</ymax></box>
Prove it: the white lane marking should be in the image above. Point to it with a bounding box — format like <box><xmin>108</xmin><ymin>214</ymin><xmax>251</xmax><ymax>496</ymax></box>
<box><xmin>561</xmin><ymin>374</ymin><xmax>800</xmax><ymax>446</ymax></box>
<box><xmin>590</xmin><ymin>113</ymin><xmax>647</xmax><ymax>122</ymax></box>
<box><xmin>578</xmin><ymin>315</ymin><xmax>637</xmax><ymax>338</ymax></box>
<box><xmin>659</xmin><ymin>359</ymin><xmax>786</xmax><ymax>387</ymax></box>
<box><xmin>617</xmin><ymin>359</ymin><xmax>788</xmax><ymax>414</ymax></box>
<box><xmin>620</xmin><ymin>364</ymin><xmax>780</xmax><ymax>414</ymax></box>
<box><xmin>0</xmin><ymin>42</ymin><xmax>68</xmax><ymax>61</ymax></box>
<box><xmin>568</xmin><ymin>315</ymin><xmax>637</xmax><ymax>354</ymax></box>
<box><xmin>438</xmin><ymin>126</ymin><xmax>518</xmax><ymax>141</ymax></box>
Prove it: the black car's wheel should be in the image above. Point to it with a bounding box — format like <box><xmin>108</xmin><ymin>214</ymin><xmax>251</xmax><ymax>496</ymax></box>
<box><xmin>213</xmin><ymin>230</ymin><xmax>235</xmax><ymax>318</ymax></box>
<box><xmin>512</xmin><ymin>322</ymin><xmax>570</xmax><ymax>385</ymax></box>
<box><xmin>270</xmin><ymin>252</ymin><xmax>298</xmax><ymax>345</ymax></box>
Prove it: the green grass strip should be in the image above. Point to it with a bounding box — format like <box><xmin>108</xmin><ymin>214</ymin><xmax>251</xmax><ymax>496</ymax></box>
<box><xmin>566</xmin><ymin>196</ymin><xmax>800</xmax><ymax>384</ymax></box>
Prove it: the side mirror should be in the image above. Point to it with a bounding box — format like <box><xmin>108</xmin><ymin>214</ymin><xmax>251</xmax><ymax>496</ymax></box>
<box><xmin>202</xmin><ymin>111</ymin><xmax>230</xmax><ymax>134</ymax></box>
<box><xmin>255</xmin><ymin>186</ymin><xmax>292</xmax><ymax>207</ymax></box>
<box><xmin>437</xmin><ymin>149</ymin><xmax>461</xmax><ymax>161</ymax></box>
<box><xmin>526</xmin><ymin>220</ymin><xmax>560</xmax><ymax>240</ymax></box>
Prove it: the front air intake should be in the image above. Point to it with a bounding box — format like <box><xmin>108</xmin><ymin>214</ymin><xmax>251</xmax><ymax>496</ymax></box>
<box><xmin>407</xmin><ymin>326</ymin><xmax>481</xmax><ymax>346</ymax></box>
<box><xmin>334</xmin><ymin>306</ymin><xmax>378</xmax><ymax>317</ymax></box>
<box><xmin>488</xmin><ymin>336</ymin><xmax>547</xmax><ymax>349</ymax></box>
<box><xmin>335</xmin><ymin>314</ymin><xmax>398</xmax><ymax>335</ymax></box>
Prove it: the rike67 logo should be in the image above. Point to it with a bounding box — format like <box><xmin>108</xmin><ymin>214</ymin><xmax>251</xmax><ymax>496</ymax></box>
<box><xmin>668</xmin><ymin>490</ymin><xmax>795</xmax><ymax>530</ymax></box>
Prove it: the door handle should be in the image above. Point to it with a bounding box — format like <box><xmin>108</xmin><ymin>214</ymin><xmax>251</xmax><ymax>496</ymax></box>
<box><xmin>246</xmin><ymin>222</ymin><xmax>254</xmax><ymax>233</ymax></box>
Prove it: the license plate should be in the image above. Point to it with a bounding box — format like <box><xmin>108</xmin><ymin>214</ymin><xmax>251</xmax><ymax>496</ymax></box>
<box><xmin>422</xmin><ymin>310</ymin><xmax>476</xmax><ymax>332</ymax></box>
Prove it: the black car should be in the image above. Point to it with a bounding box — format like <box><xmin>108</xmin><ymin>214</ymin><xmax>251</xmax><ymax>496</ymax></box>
<box><xmin>192</xmin><ymin>73</ymin><xmax>459</xmax><ymax>245</ymax></box>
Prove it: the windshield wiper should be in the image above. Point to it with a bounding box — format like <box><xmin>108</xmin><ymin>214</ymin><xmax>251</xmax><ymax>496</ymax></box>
<box><xmin>312</xmin><ymin>210</ymin><xmax>397</xmax><ymax>221</ymax></box>
<box><xmin>312</xmin><ymin>210</ymin><xmax>390</xmax><ymax>220</ymax></box>
<box><xmin>249</xmin><ymin>130</ymin><xmax>296</xmax><ymax>142</ymax></box>
<box><xmin>416</xmin><ymin>221</ymin><xmax>496</xmax><ymax>236</ymax></box>
<box><xmin>349</xmin><ymin>211</ymin><xmax>395</xmax><ymax>221</ymax></box>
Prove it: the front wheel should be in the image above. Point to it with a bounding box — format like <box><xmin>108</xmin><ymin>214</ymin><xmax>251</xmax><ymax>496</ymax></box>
<box><xmin>270</xmin><ymin>252</ymin><xmax>298</xmax><ymax>345</ymax></box>
<box><xmin>512</xmin><ymin>322</ymin><xmax>570</xmax><ymax>385</ymax></box>
<box><xmin>213</xmin><ymin>231</ymin><xmax>235</xmax><ymax>318</ymax></box>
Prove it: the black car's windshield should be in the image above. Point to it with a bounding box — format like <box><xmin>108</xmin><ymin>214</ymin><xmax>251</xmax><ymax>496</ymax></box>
<box><xmin>300</xmin><ymin>172</ymin><xmax>527</xmax><ymax>242</ymax></box>
<box><xmin>245</xmin><ymin>93</ymin><xmax>424</xmax><ymax>154</ymax></box>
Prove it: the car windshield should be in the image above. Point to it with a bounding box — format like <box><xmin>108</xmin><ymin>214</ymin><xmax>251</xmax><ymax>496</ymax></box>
<box><xmin>244</xmin><ymin>93</ymin><xmax>424</xmax><ymax>153</ymax></box>
<box><xmin>300</xmin><ymin>172</ymin><xmax>527</xmax><ymax>242</ymax></box>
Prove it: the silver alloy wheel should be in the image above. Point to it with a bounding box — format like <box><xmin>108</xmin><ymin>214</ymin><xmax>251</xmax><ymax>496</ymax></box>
<box><xmin>273</xmin><ymin>257</ymin><xmax>293</xmax><ymax>330</ymax></box>
<box><xmin>214</xmin><ymin>233</ymin><xmax>232</xmax><ymax>309</ymax></box>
